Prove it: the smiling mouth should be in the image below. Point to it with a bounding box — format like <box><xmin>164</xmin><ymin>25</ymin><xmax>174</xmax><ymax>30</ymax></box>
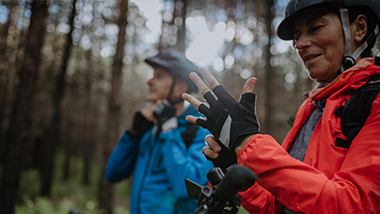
<box><xmin>305</xmin><ymin>54</ymin><xmax>321</xmax><ymax>62</ymax></box>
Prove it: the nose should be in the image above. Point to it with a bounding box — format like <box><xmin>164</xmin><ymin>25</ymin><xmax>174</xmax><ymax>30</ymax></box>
<box><xmin>147</xmin><ymin>77</ymin><xmax>154</xmax><ymax>86</ymax></box>
<box><xmin>294</xmin><ymin>34</ymin><xmax>311</xmax><ymax>51</ymax></box>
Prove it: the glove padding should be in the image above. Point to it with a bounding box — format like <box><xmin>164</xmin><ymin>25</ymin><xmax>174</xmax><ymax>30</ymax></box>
<box><xmin>197</xmin><ymin>85</ymin><xmax>259</xmax><ymax>168</ymax></box>
<box><xmin>131</xmin><ymin>111</ymin><xmax>154</xmax><ymax>138</ymax></box>
<box><xmin>153</xmin><ymin>103</ymin><xmax>177</xmax><ymax>131</ymax></box>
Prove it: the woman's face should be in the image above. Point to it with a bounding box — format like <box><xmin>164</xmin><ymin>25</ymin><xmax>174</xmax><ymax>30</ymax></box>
<box><xmin>293</xmin><ymin>11</ymin><xmax>345</xmax><ymax>82</ymax></box>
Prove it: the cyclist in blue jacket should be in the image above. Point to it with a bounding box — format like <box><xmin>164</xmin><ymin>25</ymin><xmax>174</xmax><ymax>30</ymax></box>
<box><xmin>105</xmin><ymin>50</ymin><xmax>213</xmax><ymax>214</ymax></box>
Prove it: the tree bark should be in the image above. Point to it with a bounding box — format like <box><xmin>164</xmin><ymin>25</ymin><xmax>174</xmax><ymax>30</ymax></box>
<box><xmin>97</xmin><ymin>0</ymin><xmax>129</xmax><ymax>213</ymax></box>
<box><xmin>82</xmin><ymin>49</ymin><xmax>94</xmax><ymax>186</ymax></box>
<box><xmin>0</xmin><ymin>5</ymin><xmax>12</xmax><ymax>159</ymax></box>
<box><xmin>177</xmin><ymin>0</ymin><xmax>187</xmax><ymax>52</ymax></box>
<box><xmin>0</xmin><ymin>1</ymin><xmax>48</xmax><ymax>213</ymax></box>
<box><xmin>39</xmin><ymin>0</ymin><xmax>78</xmax><ymax>197</ymax></box>
<box><xmin>263</xmin><ymin>0</ymin><xmax>274</xmax><ymax>134</ymax></box>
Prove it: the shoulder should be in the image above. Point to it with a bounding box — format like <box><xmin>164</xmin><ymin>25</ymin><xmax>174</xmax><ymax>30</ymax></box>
<box><xmin>183</xmin><ymin>104</ymin><xmax>203</xmax><ymax>118</ymax></box>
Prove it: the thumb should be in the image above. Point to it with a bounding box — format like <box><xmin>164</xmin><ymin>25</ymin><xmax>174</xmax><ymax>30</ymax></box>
<box><xmin>242</xmin><ymin>77</ymin><xmax>257</xmax><ymax>94</ymax></box>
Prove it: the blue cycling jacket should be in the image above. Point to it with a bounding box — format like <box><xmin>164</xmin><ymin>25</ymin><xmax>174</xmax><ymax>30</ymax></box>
<box><xmin>105</xmin><ymin>105</ymin><xmax>213</xmax><ymax>214</ymax></box>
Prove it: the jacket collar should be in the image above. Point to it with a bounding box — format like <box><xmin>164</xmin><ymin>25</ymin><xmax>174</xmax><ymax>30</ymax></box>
<box><xmin>309</xmin><ymin>58</ymin><xmax>375</xmax><ymax>101</ymax></box>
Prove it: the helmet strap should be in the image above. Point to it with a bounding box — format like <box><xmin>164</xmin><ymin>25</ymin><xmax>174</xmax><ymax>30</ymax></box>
<box><xmin>339</xmin><ymin>7</ymin><xmax>380</xmax><ymax>72</ymax></box>
<box><xmin>167</xmin><ymin>76</ymin><xmax>184</xmax><ymax>105</ymax></box>
<box><xmin>340</xmin><ymin>7</ymin><xmax>355</xmax><ymax>71</ymax></box>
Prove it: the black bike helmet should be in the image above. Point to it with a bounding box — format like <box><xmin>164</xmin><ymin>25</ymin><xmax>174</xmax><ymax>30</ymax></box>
<box><xmin>278</xmin><ymin>0</ymin><xmax>380</xmax><ymax>71</ymax></box>
<box><xmin>145</xmin><ymin>50</ymin><xmax>200</xmax><ymax>93</ymax></box>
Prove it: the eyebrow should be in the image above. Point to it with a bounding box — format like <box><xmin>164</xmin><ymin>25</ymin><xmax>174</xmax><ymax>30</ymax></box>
<box><xmin>293</xmin><ymin>14</ymin><xmax>329</xmax><ymax>36</ymax></box>
<box><xmin>306</xmin><ymin>14</ymin><xmax>328</xmax><ymax>25</ymax></box>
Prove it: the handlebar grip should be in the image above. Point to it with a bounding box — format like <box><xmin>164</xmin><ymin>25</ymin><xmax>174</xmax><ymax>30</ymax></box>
<box><xmin>214</xmin><ymin>164</ymin><xmax>256</xmax><ymax>201</ymax></box>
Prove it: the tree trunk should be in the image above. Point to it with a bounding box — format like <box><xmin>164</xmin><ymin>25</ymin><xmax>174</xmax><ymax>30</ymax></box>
<box><xmin>263</xmin><ymin>0</ymin><xmax>274</xmax><ymax>134</ymax></box>
<box><xmin>97</xmin><ymin>0</ymin><xmax>129</xmax><ymax>213</ymax></box>
<box><xmin>0</xmin><ymin>1</ymin><xmax>48</xmax><ymax>213</ymax></box>
<box><xmin>0</xmin><ymin>4</ymin><xmax>20</xmax><ymax>162</ymax></box>
<box><xmin>39</xmin><ymin>0</ymin><xmax>77</xmax><ymax>197</ymax></box>
<box><xmin>82</xmin><ymin>49</ymin><xmax>94</xmax><ymax>186</ymax></box>
<box><xmin>63</xmin><ymin>133</ymin><xmax>71</xmax><ymax>181</ymax></box>
<box><xmin>177</xmin><ymin>0</ymin><xmax>187</xmax><ymax>52</ymax></box>
<box><xmin>0</xmin><ymin>4</ymin><xmax>12</xmax><ymax>114</ymax></box>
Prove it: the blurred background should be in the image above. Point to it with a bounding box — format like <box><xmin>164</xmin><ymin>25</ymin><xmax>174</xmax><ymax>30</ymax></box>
<box><xmin>0</xmin><ymin>0</ymin><xmax>378</xmax><ymax>213</ymax></box>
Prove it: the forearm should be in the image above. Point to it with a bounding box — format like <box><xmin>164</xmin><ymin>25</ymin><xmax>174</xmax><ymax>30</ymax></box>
<box><xmin>105</xmin><ymin>131</ymin><xmax>140</xmax><ymax>182</ymax></box>
<box><xmin>238</xmin><ymin>134</ymin><xmax>380</xmax><ymax>213</ymax></box>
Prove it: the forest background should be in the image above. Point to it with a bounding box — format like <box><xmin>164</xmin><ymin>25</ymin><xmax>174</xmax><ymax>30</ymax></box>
<box><xmin>0</xmin><ymin>0</ymin><xmax>379</xmax><ymax>214</ymax></box>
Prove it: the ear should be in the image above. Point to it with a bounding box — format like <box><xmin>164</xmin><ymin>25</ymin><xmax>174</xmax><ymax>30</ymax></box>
<box><xmin>352</xmin><ymin>14</ymin><xmax>368</xmax><ymax>44</ymax></box>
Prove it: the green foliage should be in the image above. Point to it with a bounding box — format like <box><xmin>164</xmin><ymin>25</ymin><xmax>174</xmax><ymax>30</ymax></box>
<box><xmin>15</xmin><ymin>197</ymin><xmax>74</xmax><ymax>214</ymax></box>
<box><xmin>14</xmin><ymin>149</ymin><xmax>248</xmax><ymax>214</ymax></box>
<box><xmin>15</xmin><ymin>195</ymin><xmax>130</xmax><ymax>214</ymax></box>
<box><xmin>15</xmin><ymin>150</ymin><xmax>131</xmax><ymax>214</ymax></box>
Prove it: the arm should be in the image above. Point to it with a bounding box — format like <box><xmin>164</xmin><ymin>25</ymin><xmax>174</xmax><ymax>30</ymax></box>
<box><xmin>236</xmin><ymin>95</ymin><xmax>380</xmax><ymax>213</ymax></box>
<box><xmin>105</xmin><ymin>102</ymin><xmax>157</xmax><ymax>182</ymax></box>
<box><xmin>238</xmin><ymin>107</ymin><xmax>380</xmax><ymax>214</ymax></box>
<box><xmin>105</xmin><ymin>131</ymin><xmax>141</xmax><ymax>183</ymax></box>
<box><xmin>183</xmin><ymin>67</ymin><xmax>380</xmax><ymax>213</ymax></box>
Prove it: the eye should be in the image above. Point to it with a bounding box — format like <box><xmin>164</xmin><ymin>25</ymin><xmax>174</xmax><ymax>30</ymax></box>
<box><xmin>311</xmin><ymin>25</ymin><xmax>324</xmax><ymax>33</ymax></box>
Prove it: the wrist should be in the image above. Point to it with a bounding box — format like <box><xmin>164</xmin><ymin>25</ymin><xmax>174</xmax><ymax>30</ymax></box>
<box><xmin>128</xmin><ymin>129</ymin><xmax>144</xmax><ymax>138</ymax></box>
<box><xmin>234</xmin><ymin>134</ymin><xmax>255</xmax><ymax>153</ymax></box>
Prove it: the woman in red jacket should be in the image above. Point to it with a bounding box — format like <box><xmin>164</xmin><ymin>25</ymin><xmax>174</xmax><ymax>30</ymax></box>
<box><xmin>182</xmin><ymin>0</ymin><xmax>380</xmax><ymax>213</ymax></box>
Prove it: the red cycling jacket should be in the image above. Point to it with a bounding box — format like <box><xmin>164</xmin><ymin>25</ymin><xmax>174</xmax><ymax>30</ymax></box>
<box><xmin>238</xmin><ymin>58</ymin><xmax>380</xmax><ymax>214</ymax></box>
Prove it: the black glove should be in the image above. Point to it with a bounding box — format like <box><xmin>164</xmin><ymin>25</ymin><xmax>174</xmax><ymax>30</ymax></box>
<box><xmin>197</xmin><ymin>85</ymin><xmax>259</xmax><ymax>169</ymax></box>
<box><xmin>153</xmin><ymin>103</ymin><xmax>177</xmax><ymax>131</ymax></box>
<box><xmin>131</xmin><ymin>111</ymin><xmax>154</xmax><ymax>138</ymax></box>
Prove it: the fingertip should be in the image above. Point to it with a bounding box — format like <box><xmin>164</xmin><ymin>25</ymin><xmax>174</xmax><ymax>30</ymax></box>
<box><xmin>199</xmin><ymin>67</ymin><xmax>208</xmax><ymax>75</ymax></box>
<box><xmin>214</xmin><ymin>145</ymin><xmax>221</xmax><ymax>153</ymax></box>
<box><xmin>243</xmin><ymin>77</ymin><xmax>258</xmax><ymax>93</ymax></box>
<box><xmin>186</xmin><ymin>115</ymin><xmax>197</xmax><ymax>124</ymax></box>
<box><xmin>248</xmin><ymin>77</ymin><xmax>257</xmax><ymax>84</ymax></box>
<box><xmin>189</xmin><ymin>72</ymin><xmax>201</xmax><ymax>82</ymax></box>
<box><xmin>212</xmin><ymin>153</ymin><xmax>219</xmax><ymax>159</ymax></box>
<box><xmin>202</xmin><ymin>146</ymin><xmax>219</xmax><ymax>159</ymax></box>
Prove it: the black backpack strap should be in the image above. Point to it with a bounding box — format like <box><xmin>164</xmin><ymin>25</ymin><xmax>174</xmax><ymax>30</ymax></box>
<box><xmin>375</xmin><ymin>56</ymin><xmax>380</xmax><ymax>66</ymax></box>
<box><xmin>336</xmin><ymin>74</ymin><xmax>380</xmax><ymax>148</ymax></box>
<box><xmin>182</xmin><ymin>123</ymin><xmax>199</xmax><ymax>149</ymax></box>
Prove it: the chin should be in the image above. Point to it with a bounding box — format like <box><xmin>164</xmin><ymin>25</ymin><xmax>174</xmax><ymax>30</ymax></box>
<box><xmin>145</xmin><ymin>95</ymin><xmax>156</xmax><ymax>102</ymax></box>
<box><xmin>307</xmin><ymin>67</ymin><xmax>326</xmax><ymax>80</ymax></box>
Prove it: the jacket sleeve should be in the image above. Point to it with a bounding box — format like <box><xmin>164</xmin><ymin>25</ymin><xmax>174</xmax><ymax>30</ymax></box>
<box><xmin>159</xmin><ymin>127</ymin><xmax>213</xmax><ymax>199</ymax></box>
<box><xmin>105</xmin><ymin>131</ymin><xmax>140</xmax><ymax>183</ymax></box>
<box><xmin>239</xmin><ymin>182</ymin><xmax>277</xmax><ymax>214</ymax></box>
<box><xmin>237</xmin><ymin>95</ymin><xmax>380</xmax><ymax>214</ymax></box>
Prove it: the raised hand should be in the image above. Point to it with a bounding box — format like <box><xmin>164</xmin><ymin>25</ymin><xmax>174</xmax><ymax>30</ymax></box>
<box><xmin>182</xmin><ymin>67</ymin><xmax>259</xmax><ymax>169</ymax></box>
<box><xmin>131</xmin><ymin>100</ymin><xmax>175</xmax><ymax>137</ymax></box>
